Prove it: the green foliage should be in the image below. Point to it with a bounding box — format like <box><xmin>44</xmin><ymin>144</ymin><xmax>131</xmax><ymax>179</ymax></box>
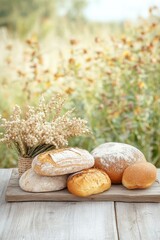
<box><xmin>0</xmin><ymin>0</ymin><xmax>56</xmax><ymax>37</ymax></box>
<box><xmin>59</xmin><ymin>0</ymin><xmax>88</xmax><ymax>20</ymax></box>
<box><xmin>0</xmin><ymin>0</ymin><xmax>88</xmax><ymax>37</ymax></box>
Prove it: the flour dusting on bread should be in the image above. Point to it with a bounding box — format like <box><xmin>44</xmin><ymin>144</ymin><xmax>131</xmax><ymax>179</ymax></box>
<box><xmin>92</xmin><ymin>142</ymin><xmax>146</xmax><ymax>173</ymax></box>
<box><xmin>32</xmin><ymin>147</ymin><xmax>95</xmax><ymax>176</ymax></box>
<box><xmin>19</xmin><ymin>168</ymin><xmax>67</xmax><ymax>192</ymax></box>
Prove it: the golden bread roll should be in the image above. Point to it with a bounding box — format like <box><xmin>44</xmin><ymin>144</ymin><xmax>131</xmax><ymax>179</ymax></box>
<box><xmin>122</xmin><ymin>162</ymin><xmax>157</xmax><ymax>189</ymax></box>
<box><xmin>91</xmin><ymin>142</ymin><xmax>146</xmax><ymax>184</ymax></box>
<box><xmin>32</xmin><ymin>148</ymin><xmax>94</xmax><ymax>176</ymax></box>
<box><xmin>67</xmin><ymin>168</ymin><xmax>111</xmax><ymax>197</ymax></box>
<box><xmin>19</xmin><ymin>168</ymin><xmax>67</xmax><ymax>192</ymax></box>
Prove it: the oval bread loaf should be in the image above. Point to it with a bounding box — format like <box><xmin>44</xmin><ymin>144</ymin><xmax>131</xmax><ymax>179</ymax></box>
<box><xmin>122</xmin><ymin>162</ymin><xmax>157</xmax><ymax>189</ymax></box>
<box><xmin>67</xmin><ymin>168</ymin><xmax>111</xmax><ymax>197</ymax></box>
<box><xmin>19</xmin><ymin>168</ymin><xmax>67</xmax><ymax>192</ymax></box>
<box><xmin>32</xmin><ymin>148</ymin><xmax>95</xmax><ymax>176</ymax></box>
<box><xmin>92</xmin><ymin>142</ymin><xmax>146</xmax><ymax>184</ymax></box>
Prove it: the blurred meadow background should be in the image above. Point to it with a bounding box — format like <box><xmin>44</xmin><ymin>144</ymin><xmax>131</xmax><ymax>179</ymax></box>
<box><xmin>0</xmin><ymin>0</ymin><xmax>160</xmax><ymax>168</ymax></box>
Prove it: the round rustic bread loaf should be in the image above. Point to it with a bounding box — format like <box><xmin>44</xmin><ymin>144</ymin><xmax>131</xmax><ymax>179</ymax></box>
<box><xmin>91</xmin><ymin>142</ymin><xmax>146</xmax><ymax>184</ymax></box>
<box><xmin>32</xmin><ymin>148</ymin><xmax>94</xmax><ymax>176</ymax></box>
<box><xmin>122</xmin><ymin>162</ymin><xmax>157</xmax><ymax>189</ymax></box>
<box><xmin>67</xmin><ymin>168</ymin><xmax>111</xmax><ymax>197</ymax></box>
<box><xmin>19</xmin><ymin>168</ymin><xmax>67</xmax><ymax>192</ymax></box>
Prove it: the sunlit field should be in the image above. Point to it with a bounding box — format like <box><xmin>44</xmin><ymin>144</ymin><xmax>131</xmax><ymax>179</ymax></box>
<box><xmin>0</xmin><ymin>7</ymin><xmax>160</xmax><ymax>168</ymax></box>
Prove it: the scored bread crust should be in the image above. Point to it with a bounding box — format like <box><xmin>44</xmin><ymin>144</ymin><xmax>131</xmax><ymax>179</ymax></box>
<box><xmin>67</xmin><ymin>168</ymin><xmax>111</xmax><ymax>197</ymax></box>
<box><xmin>122</xmin><ymin>162</ymin><xmax>157</xmax><ymax>189</ymax></box>
<box><xmin>32</xmin><ymin>148</ymin><xmax>95</xmax><ymax>176</ymax></box>
<box><xmin>91</xmin><ymin>142</ymin><xmax>146</xmax><ymax>184</ymax></box>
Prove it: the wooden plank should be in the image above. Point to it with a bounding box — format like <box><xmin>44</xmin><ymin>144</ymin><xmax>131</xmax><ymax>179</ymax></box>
<box><xmin>5</xmin><ymin>169</ymin><xmax>160</xmax><ymax>202</ymax></box>
<box><xmin>0</xmin><ymin>169</ymin><xmax>12</xmax><ymax>203</ymax></box>
<box><xmin>0</xmin><ymin>202</ymin><xmax>118</xmax><ymax>240</ymax></box>
<box><xmin>115</xmin><ymin>171</ymin><xmax>160</xmax><ymax>239</ymax></box>
<box><xmin>115</xmin><ymin>202</ymin><xmax>160</xmax><ymax>240</ymax></box>
<box><xmin>0</xmin><ymin>169</ymin><xmax>118</xmax><ymax>240</ymax></box>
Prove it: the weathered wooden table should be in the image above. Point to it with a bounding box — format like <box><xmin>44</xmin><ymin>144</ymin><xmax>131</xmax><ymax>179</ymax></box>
<box><xmin>0</xmin><ymin>169</ymin><xmax>160</xmax><ymax>240</ymax></box>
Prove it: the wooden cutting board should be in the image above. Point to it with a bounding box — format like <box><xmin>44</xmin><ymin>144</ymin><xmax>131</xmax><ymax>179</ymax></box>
<box><xmin>5</xmin><ymin>168</ymin><xmax>160</xmax><ymax>202</ymax></box>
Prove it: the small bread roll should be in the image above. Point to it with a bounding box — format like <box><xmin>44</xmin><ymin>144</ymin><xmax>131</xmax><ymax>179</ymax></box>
<box><xmin>122</xmin><ymin>162</ymin><xmax>157</xmax><ymax>189</ymax></box>
<box><xmin>19</xmin><ymin>168</ymin><xmax>67</xmax><ymax>192</ymax></box>
<box><xmin>92</xmin><ymin>142</ymin><xmax>146</xmax><ymax>184</ymax></box>
<box><xmin>32</xmin><ymin>148</ymin><xmax>94</xmax><ymax>176</ymax></box>
<box><xmin>67</xmin><ymin>168</ymin><xmax>111</xmax><ymax>197</ymax></box>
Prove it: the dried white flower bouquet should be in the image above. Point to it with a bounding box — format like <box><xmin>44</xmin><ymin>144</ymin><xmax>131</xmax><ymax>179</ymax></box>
<box><xmin>0</xmin><ymin>94</ymin><xmax>91</xmax><ymax>158</ymax></box>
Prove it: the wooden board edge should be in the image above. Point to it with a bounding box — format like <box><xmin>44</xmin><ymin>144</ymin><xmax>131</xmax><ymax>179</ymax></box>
<box><xmin>5</xmin><ymin>196</ymin><xmax>160</xmax><ymax>203</ymax></box>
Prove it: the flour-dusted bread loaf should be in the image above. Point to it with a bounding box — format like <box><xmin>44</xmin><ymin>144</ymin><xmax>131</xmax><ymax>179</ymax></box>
<box><xmin>19</xmin><ymin>168</ymin><xmax>67</xmax><ymax>192</ymax></box>
<box><xmin>32</xmin><ymin>148</ymin><xmax>95</xmax><ymax>176</ymax></box>
<box><xmin>67</xmin><ymin>168</ymin><xmax>111</xmax><ymax>197</ymax></box>
<box><xmin>91</xmin><ymin>142</ymin><xmax>146</xmax><ymax>184</ymax></box>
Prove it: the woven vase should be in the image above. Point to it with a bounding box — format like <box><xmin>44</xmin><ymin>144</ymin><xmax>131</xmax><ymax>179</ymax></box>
<box><xmin>18</xmin><ymin>156</ymin><xmax>33</xmax><ymax>177</ymax></box>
